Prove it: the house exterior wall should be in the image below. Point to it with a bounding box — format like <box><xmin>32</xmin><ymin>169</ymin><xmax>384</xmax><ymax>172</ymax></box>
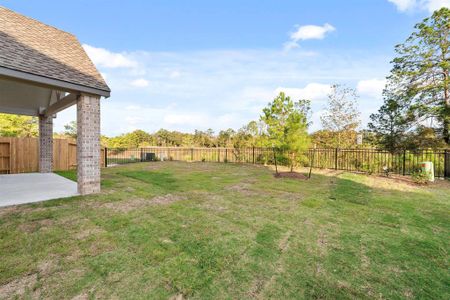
<box><xmin>38</xmin><ymin>115</ymin><xmax>53</xmax><ymax>173</ymax></box>
<box><xmin>76</xmin><ymin>94</ymin><xmax>101</xmax><ymax>195</ymax></box>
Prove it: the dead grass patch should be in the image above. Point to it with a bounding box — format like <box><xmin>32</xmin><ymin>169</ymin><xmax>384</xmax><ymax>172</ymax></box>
<box><xmin>0</xmin><ymin>273</ymin><xmax>38</xmax><ymax>299</ymax></box>
<box><xmin>278</xmin><ymin>230</ymin><xmax>292</xmax><ymax>252</ymax></box>
<box><xmin>169</xmin><ymin>293</ymin><xmax>185</xmax><ymax>300</ymax></box>
<box><xmin>274</xmin><ymin>172</ymin><xmax>308</xmax><ymax>180</ymax></box>
<box><xmin>18</xmin><ymin>219</ymin><xmax>54</xmax><ymax>233</ymax></box>
<box><xmin>360</xmin><ymin>244</ymin><xmax>370</xmax><ymax>269</ymax></box>
<box><xmin>201</xmin><ymin>203</ymin><xmax>227</xmax><ymax>212</ymax></box>
<box><xmin>317</xmin><ymin>229</ymin><xmax>328</xmax><ymax>256</ymax></box>
<box><xmin>75</xmin><ymin>226</ymin><xmax>106</xmax><ymax>240</ymax></box>
<box><xmin>248</xmin><ymin>278</ymin><xmax>264</xmax><ymax>298</ymax></box>
<box><xmin>66</xmin><ymin>248</ymin><xmax>83</xmax><ymax>262</ymax></box>
<box><xmin>71</xmin><ymin>293</ymin><xmax>89</xmax><ymax>300</ymax></box>
<box><xmin>225</xmin><ymin>183</ymin><xmax>256</xmax><ymax>196</ymax></box>
<box><xmin>100</xmin><ymin>194</ymin><xmax>187</xmax><ymax>213</ymax></box>
<box><xmin>0</xmin><ymin>206</ymin><xmax>21</xmax><ymax>218</ymax></box>
<box><xmin>151</xmin><ymin>194</ymin><xmax>187</xmax><ymax>205</ymax></box>
<box><xmin>100</xmin><ymin>198</ymin><xmax>148</xmax><ymax>213</ymax></box>
<box><xmin>38</xmin><ymin>256</ymin><xmax>59</xmax><ymax>277</ymax></box>
<box><xmin>276</xmin><ymin>191</ymin><xmax>303</xmax><ymax>201</ymax></box>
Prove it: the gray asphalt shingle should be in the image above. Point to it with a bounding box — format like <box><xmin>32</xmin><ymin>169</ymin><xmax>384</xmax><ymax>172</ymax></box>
<box><xmin>0</xmin><ymin>6</ymin><xmax>110</xmax><ymax>93</ymax></box>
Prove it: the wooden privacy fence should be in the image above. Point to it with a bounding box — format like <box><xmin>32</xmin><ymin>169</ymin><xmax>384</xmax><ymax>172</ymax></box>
<box><xmin>0</xmin><ymin>137</ymin><xmax>105</xmax><ymax>174</ymax></box>
<box><xmin>106</xmin><ymin>146</ymin><xmax>450</xmax><ymax>179</ymax></box>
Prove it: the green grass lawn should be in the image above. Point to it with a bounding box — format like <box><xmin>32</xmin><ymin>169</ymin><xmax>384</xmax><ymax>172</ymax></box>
<box><xmin>1</xmin><ymin>162</ymin><xmax>449</xmax><ymax>299</ymax></box>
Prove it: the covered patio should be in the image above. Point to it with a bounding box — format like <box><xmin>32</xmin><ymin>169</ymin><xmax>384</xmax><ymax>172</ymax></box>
<box><xmin>0</xmin><ymin>7</ymin><xmax>110</xmax><ymax>204</ymax></box>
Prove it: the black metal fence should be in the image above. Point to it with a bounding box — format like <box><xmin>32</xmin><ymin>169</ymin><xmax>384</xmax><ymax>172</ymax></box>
<box><xmin>105</xmin><ymin>146</ymin><xmax>450</xmax><ymax>178</ymax></box>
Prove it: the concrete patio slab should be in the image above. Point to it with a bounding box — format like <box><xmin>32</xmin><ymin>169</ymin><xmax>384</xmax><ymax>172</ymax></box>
<box><xmin>0</xmin><ymin>173</ymin><xmax>78</xmax><ymax>207</ymax></box>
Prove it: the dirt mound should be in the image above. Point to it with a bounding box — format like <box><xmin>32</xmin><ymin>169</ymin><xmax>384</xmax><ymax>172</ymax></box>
<box><xmin>274</xmin><ymin>172</ymin><xmax>308</xmax><ymax>180</ymax></box>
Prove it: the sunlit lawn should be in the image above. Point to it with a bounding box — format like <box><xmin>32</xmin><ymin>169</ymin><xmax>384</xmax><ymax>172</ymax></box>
<box><xmin>0</xmin><ymin>162</ymin><xmax>449</xmax><ymax>299</ymax></box>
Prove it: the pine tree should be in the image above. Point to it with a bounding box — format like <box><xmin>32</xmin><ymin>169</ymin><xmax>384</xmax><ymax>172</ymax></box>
<box><xmin>389</xmin><ymin>8</ymin><xmax>450</xmax><ymax>144</ymax></box>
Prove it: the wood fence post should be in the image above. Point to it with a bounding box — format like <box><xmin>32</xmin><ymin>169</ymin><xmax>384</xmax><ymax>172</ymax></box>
<box><xmin>225</xmin><ymin>148</ymin><xmax>228</xmax><ymax>162</ymax></box>
<box><xmin>334</xmin><ymin>148</ymin><xmax>338</xmax><ymax>170</ymax></box>
<box><xmin>191</xmin><ymin>148</ymin><xmax>194</xmax><ymax>161</ymax></box>
<box><xmin>252</xmin><ymin>146</ymin><xmax>255</xmax><ymax>164</ymax></box>
<box><xmin>218</xmin><ymin>148</ymin><xmax>220</xmax><ymax>162</ymax></box>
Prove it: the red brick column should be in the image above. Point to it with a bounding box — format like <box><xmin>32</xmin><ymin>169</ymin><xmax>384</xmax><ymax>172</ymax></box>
<box><xmin>38</xmin><ymin>115</ymin><xmax>53</xmax><ymax>173</ymax></box>
<box><xmin>77</xmin><ymin>94</ymin><xmax>101</xmax><ymax>195</ymax></box>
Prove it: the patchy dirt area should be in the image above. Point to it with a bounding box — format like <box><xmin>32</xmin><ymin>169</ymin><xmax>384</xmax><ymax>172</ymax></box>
<box><xmin>274</xmin><ymin>172</ymin><xmax>308</xmax><ymax>180</ymax></box>
<box><xmin>0</xmin><ymin>273</ymin><xmax>38</xmax><ymax>299</ymax></box>
<box><xmin>384</xmin><ymin>174</ymin><xmax>449</xmax><ymax>187</ymax></box>
<box><xmin>18</xmin><ymin>218</ymin><xmax>54</xmax><ymax>233</ymax></box>
<box><xmin>100</xmin><ymin>194</ymin><xmax>187</xmax><ymax>213</ymax></box>
<box><xmin>151</xmin><ymin>194</ymin><xmax>187</xmax><ymax>205</ymax></box>
<box><xmin>225</xmin><ymin>183</ymin><xmax>257</xmax><ymax>196</ymax></box>
<box><xmin>75</xmin><ymin>226</ymin><xmax>107</xmax><ymax>240</ymax></box>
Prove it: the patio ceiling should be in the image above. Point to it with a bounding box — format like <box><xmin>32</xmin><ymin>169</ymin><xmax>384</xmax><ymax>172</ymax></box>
<box><xmin>0</xmin><ymin>77</ymin><xmax>58</xmax><ymax>116</ymax></box>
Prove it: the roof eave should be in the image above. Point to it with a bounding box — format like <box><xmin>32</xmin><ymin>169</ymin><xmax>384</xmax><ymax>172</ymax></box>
<box><xmin>0</xmin><ymin>66</ymin><xmax>111</xmax><ymax>98</ymax></box>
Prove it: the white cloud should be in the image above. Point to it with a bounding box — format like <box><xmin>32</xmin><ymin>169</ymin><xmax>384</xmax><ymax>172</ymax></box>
<box><xmin>291</xmin><ymin>23</ymin><xmax>336</xmax><ymax>41</ymax></box>
<box><xmin>169</xmin><ymin>70</ymin><xmax>181</xmax><ymax>79</ymax></box>
<box><xmin>388</xmin><ymin>0</ymin><xmax>450</xmax><ymax>12</ymax></box>
<box><xmin>285</xmin><ymin>23</ymin><xmax>335</xmax><ymax>50</ymax></box>
<box><xmin>357</xmin><ymin>79</ymin><xmax>386</xmax><ymax>99</ymax></box>
<box><xmin>54</xmin><ymin>45</ymin><xmax>391</xmax><ymax>135</ymax></box>
<box><xmin>82</xmin><ymin>44</ymin><xmax>137</xmax><ymax>68</ymax></box>
<box><xmin>388</xmin><ymin>0</ymin><xmax>416</xmax><ymax>11</ymax></box>
<box><xmin>130</xmin><ymin>78</ymin><xmax>149</xmax><ymax>87</ymax></box>
<box><xmin>125</xmin><ymin>116</ymin><xmax>145</xmax><ymax>125</ymax></box>
<box><xmin>164</xmin><ymin>113</ymin><xmax>207</xmax><ymax>126</ymax></box>
<box><xmin>275</xmin><ymin>83</ymin><xmax>332</xmax><ymax>102</ymax></box>
<box><xmin>125</xmin><ymin>105</ymin><xmax>141</xmax><ymax>111</ymax></box>
<box><xmin>426</xmin><ymin>0</ymin><xmax>450</xmax><ymax>11</ymax></box>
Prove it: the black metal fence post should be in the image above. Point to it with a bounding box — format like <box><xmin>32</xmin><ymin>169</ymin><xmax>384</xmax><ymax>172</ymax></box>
<box><xmin>403</xmin><ymin>149</ymin><xmax>406</xmax><ymax>176</ymax></box>
<box><xmin>445</xmin><ymin>149</ymin><xmax>449</xmax><ymax>178</ymax></box>
<box><xmin>273</xmin><ymin>147</ymin><xmax>278</xmax><ymax>174</ymax></box>
<box><xmin>104</xmin><ymin>147</ymin><xmax>108</xmax><ymax>167</ymax></box>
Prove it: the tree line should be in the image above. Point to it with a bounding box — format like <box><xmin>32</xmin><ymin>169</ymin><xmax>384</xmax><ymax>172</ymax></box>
<box><xmin>1</xmin><ymin>8</ymin><xmax>448</xmax><ymax>160</ymax></box>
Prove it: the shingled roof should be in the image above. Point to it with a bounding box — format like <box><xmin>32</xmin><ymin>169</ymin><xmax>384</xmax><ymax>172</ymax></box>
<box><xmin>0</xmin><ymin>6</ymin><xmax>110</xmax><ymax>96</ymax></box>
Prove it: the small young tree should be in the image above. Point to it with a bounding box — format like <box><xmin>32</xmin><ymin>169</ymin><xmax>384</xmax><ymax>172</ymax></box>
<box><xmin>321</xmin><ymin>84</ymin><xmax>361</xmax><ymax>148</ymax></box>
<box><xmin>368</xmin><ymin>88</ymin><xmax>411</xmax><ymax>152</ymax></box>
<box><xmin>261</xmin><ymin>92</ymin><xmax>311</xmax><ymax>171</ymax></box>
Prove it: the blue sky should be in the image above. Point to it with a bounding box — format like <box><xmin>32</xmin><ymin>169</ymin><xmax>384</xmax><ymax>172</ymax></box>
<box><xmin>3</xmin><ymin>0</ymin><xmax>450</xmax><ymax>135</ymax></box>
